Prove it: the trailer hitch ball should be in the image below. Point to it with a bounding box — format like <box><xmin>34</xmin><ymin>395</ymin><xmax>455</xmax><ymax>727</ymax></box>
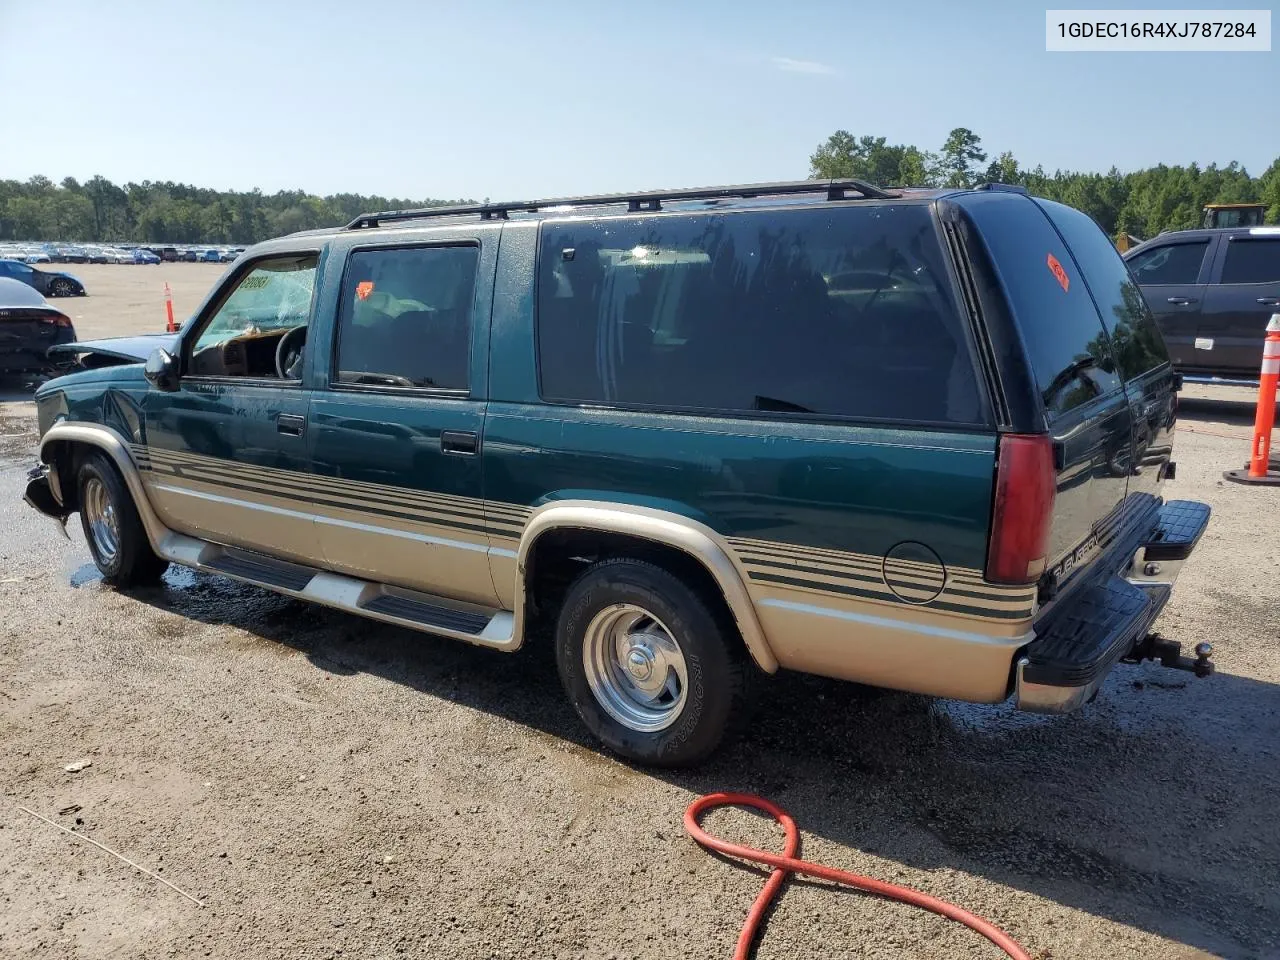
<box><xmin>1193</xmin><ymin>642</ymin><xmax>1214</xmax><ymax>678</ymax></box>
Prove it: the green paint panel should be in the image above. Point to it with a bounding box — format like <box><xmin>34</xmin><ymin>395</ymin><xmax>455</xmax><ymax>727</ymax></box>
<box><xmin>483</xmin><ymin>403</ymin><xmax>997</xmax><ymax>571</ymax></box>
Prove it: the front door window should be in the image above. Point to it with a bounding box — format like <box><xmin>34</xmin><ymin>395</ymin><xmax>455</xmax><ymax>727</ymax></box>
<box><xmin>188</xmin><ymin>255</ymin><xmax>318</xmax><ymax>379</ymax></box>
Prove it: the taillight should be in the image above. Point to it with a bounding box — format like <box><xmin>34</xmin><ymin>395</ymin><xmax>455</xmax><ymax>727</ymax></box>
<box><xmin>38</xmin><ymin>312</ymin><xmax>72</xmax><ymax>327</ymax></box>
<box><xmin>985</xmin><ymin>433</ymin><xmax>1056</xmax><ymax>585</ymax></box>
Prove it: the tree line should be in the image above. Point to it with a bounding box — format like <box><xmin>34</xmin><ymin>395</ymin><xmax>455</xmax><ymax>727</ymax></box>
<box><xmin>810</xmin><ymin>127</ymin><xmax>1280</xmax><ymax>239</ymax></box>
<box><xmin>0</xmin><ymin>176</ymin><xmax>465</xmax><ymax>245</ymax></box>
<box><xmin>4</xmin><ymin>130</ymin><xmax>1279</xmax><ymax>245</ymax></box>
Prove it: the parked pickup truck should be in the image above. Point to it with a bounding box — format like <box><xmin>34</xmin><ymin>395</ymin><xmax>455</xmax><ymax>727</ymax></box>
<box><xmin>23</xmin><ymin>179</ymin><xmax>1213</xmax><ymax>766</ymax></box>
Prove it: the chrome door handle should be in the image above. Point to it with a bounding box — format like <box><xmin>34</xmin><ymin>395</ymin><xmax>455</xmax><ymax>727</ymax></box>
<box><xmin>1257</xmin><ymin>297</ymin><xmax>1280</xmax><ymax>306</ymax></box>
<box><xmin>1166</xmin><ymin>297</ymin><xmax>1198</xmax><ymax>305</ymax></box>
<box><xmin>440</xmin><ymin>430</ymin><xmax>478</xmax><ymax>455</ymax></box>
<box><xmin>277</xmin><ymin>414</ymin><xmax>306</xmax><ymax>437</ymax></box>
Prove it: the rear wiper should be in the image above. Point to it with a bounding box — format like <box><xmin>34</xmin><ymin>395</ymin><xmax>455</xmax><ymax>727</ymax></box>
<box><xmin>754</xmin><ymin>395</ymin><xmax>814</xmax><ymax>413</ymax></box>
<box><xmin>1044</xmin><ymin>356</ymin><xmax>1101</xmax><ymax>397</ymax></box>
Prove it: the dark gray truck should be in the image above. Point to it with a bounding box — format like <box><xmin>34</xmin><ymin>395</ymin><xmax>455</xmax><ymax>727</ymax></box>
<box><xmin>1125</xmin><ymin>226</ymin><xmax>1280</xmax><ymax>382</ymax></box>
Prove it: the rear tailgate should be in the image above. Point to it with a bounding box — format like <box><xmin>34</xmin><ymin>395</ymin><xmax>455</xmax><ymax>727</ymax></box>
<box><xmin>951</xmin><ymin>191</ymin><xmax>1209</xmax><ymax>709</ymax></box>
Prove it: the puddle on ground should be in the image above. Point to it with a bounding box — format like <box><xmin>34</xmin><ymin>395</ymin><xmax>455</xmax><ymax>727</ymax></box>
<box><xmin>162</xmin><ymin>565</ymin><xmax>197</xmax><ymax>589</ymax></box>
<box><xmin>69</xmin><ymin>563</ymin><xmax>102</xmax><ymax>588</ymax></box>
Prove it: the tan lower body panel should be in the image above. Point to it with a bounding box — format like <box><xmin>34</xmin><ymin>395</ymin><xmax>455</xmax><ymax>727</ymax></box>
<box><xmin>756</xmin><ymin>589</ymin><xmax>1031</xmax><ymax>702</ymax></box>
<box><xmin>142</xmin><ymin>473</ymin><xmax>324</xmax><ymax>568</ymax></box>
<box><xmin>314</xmin><ymin>501</ymin><xmax>500</xmax><ymax>607</ymax></box>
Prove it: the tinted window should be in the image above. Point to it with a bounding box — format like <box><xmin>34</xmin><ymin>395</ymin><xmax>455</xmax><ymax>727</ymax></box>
<box><xmin>536</xmin><ymin>206</ymin><xmax>982</xmax><ymax>424</ymax></box>
<box><xmin>189</xmin><ymin>255</ymin><xmax>317</xmax><ymax>378</ymax></box>
<box><xmin>1039</xmin><ymin>200</ymin><xmax>1170</xmax><ymax>382</ymax></box>
<box><xmin>958</xmin><ymin>194</ymin><xmax>1121</xmax><ymax>420</ymax></box>
<box><xmin>1221</xmin><ymin>239</ymin><xmax>1280</xmax><ymax>284</ymax></box>
<box><xmin>334</xmin><ymin>245</ymin><xmax>477</xmax><ymax>390</ymax></box>
<box><xmin>1126</xmin><ymin>241</ymin><xmax>1208</xmax><ymax>285</ymax></box>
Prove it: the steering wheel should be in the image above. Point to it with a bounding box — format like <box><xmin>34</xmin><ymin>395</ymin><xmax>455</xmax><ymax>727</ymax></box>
<box><xmin>275</xmin><ymin>325</ymin><xmax>307</xmax><ymax>379</ymax></box>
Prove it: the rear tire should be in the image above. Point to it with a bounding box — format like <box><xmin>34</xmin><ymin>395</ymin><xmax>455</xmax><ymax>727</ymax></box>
<box><xmin>77</xmin><ymin>453</ymin><xmax>168</xmax><ymax>588</ymax></box>
<box><xmin>555</xmin><ymin>558</ymin><xmax>750</xmax><ymax>767</ymax></box>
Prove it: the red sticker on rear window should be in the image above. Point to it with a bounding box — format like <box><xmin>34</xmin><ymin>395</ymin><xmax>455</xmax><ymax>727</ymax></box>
<box><xmin>1046</xmin><ymin>253</ymin><xmax>1069</xmax><ymax>292</ymax></box>
<box><xmin>356</xmin><ymin>281</ymin><xmax>374</xmax><ymax>300</ymax></box>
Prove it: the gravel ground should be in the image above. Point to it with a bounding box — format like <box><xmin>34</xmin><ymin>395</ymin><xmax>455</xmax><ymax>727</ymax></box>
<box><xmin>0</xmin><ymin>375</ymin><xmax>1277</xmax><ymax>960</ymax></box>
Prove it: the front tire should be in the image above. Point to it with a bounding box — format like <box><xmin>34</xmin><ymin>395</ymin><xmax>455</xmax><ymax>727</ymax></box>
<box><xmin>555</xmin><ymin>558</ymin><xmax>749</xmax><ymax>767</ymax></box>
<box><xmin>50</xmin><ymin>278</ymin><xmax>75</xmax><ymax>297</ymax></box>
<box><xmin>77</xmin><ymin>453</ymin><xmax>168</xmax><ymax>588</ymax></box>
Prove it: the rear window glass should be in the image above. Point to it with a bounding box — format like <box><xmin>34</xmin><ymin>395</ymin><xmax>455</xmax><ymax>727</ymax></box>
<box><xmin>957</xmin><ymin>193</ymin><xmax>1121</xmax><ymax>421</ymax></box>
<box><xmin>1126</xmin><ymin>241</ymin><xmax>1208</xmax><ymax>285</ymax></box>
<box><xmin>1038</xmin><ymin>200</ymin><xmax>1170</xmax><ymax>382</ymax></box>
<box><xmin>535</xmin><ymin>205</ymin><xmax>984</xmax><ymax>424</ymax></box>
<box><xmin>1221</xmin><ymin>239</ymin><xmax>1280</xmax><ymax>284</ymax></box>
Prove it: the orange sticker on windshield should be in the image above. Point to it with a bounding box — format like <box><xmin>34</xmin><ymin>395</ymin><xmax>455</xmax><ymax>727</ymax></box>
<box><xmin>356</xmin><ymin>281</ymin><xmax>374</xmax><ymax>300</ymax></box>
<box><xmin>1047</xmin><ymin>253</ymin><xmax>1069</xmax><ymax>292</ymax></box>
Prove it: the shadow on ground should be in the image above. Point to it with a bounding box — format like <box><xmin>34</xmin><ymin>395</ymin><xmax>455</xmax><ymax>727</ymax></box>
<box><xmin>113</xmin><ymin>563</ymin><xmax>1280</xmax><ymax>960</ymax></box>
<box><xmin>1177</xmin><ymin>395</ymin><xmax>1269</xmax><ymax>429</ymax></box>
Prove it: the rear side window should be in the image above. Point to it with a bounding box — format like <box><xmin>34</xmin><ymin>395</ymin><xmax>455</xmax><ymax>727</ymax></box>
<box><xmin>1221</xmin><ymin>239</ymin><xmax>1280</xmax><ymax>284</ymax></box>
<box><xmin>957</xmin><ymin>194</ymin><xmax>1121</xmax><ymax>420</ymax></box>
<box><xmin>334</xmin><ymin>245</ymin><xmax>477</xmax><ymax>390</ymax></box>
<box><xmin>1126</xmin><ymin>241</ymin><xmax>1209</xmax><ymax>285</ymax></box>
<box><xmin>1038</xmin><ymin>200</ymin><xmax>1170</xmax><ymax>382</ymax></box>
<box><xmin>535</xmin><ymin>205</ymin><xmax>983</xmax><ymax>424</ymax></box>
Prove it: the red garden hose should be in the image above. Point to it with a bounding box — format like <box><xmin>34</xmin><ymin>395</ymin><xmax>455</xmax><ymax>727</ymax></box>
<box><xmin>684</xmin><ymin>793</ymin><xmax>1032</xmax><ymax>960</ymax></box>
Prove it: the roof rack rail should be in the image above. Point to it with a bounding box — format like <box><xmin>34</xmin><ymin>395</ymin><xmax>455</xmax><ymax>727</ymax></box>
<box><xmin>345</xmin><ymin>179</ymin><xmax>897</xmax><ymax>230</ymax></box>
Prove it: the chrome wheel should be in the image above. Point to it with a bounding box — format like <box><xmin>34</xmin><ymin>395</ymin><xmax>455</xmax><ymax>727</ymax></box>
<box><xmin>581</xmin><ymin>603</ymin><xmax>688</xmax><ymax>733</ymax></box>
<box><xmin>82</xmin><ymin>476</ymin><xmax>120</xmax><ymax>565</ymax></box>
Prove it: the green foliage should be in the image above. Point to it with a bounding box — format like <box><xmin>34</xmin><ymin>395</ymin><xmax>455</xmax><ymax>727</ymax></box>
<box><xmin>0</xmin><ymin>177</ymin><xmax>468</xmax><ymax>244</ymax></box>
<box><xmin>810</xmin><ymin>128</ymin><xmax>1278</xmax><ymax>238</ymax></box>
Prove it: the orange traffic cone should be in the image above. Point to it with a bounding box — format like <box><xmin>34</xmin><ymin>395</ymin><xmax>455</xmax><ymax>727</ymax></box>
<box><xmin>164</xmin><ymin>282</ymin><xmax>177</xmax><ymax>332</ymax></box>
<box><xmin>1224</xmin><ymin>313</ymin><xmax>1280</xmax><ymax>486</ymax></box>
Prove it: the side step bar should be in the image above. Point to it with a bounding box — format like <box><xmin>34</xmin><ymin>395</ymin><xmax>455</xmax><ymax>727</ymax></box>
<box><xmin>159</xmin><ymin>534</ymin><xmax>517</xmax><ymax>650</ymax></box>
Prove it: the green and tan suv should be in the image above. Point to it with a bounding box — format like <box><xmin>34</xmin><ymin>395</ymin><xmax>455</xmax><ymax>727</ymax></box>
<box><xmin>24</xmin><ymin>179</ymin><xmax>1212</xmax><ymax>765</ymax></box>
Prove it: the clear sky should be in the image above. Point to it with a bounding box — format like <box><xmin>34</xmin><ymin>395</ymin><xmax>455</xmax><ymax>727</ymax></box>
<box><xmin>1</xmin><ymin>0</ymin><xmax>1277</xmax><ymax>199</ymax></box>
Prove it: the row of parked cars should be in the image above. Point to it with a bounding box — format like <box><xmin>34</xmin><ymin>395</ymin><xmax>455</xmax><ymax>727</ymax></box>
<box><xmin>0</xmin><ymin>243</ymin><xmax>244</xmax><ymax>265</ymax></box>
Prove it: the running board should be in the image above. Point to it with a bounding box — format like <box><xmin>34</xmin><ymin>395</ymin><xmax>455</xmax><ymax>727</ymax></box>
<box><xmin>156</xmin><ymin>533</ymin><xmax>518</xmax><ymax>650</ymax></box>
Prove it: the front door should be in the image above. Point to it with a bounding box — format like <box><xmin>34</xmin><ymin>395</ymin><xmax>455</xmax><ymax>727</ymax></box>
<box><xmin>1126</xmin><ymin>236</ymin><xmax>1214</xmax><ymax>372</ymax></box>
<box><xmin>1200</xmin><ymin>234</ymin><xmax>1280</xmax><ymax>377</ymax></box>
<box><xmin>308</xmin><ymin>239</ymin><xmax>499</xmax><ymax>607</ymax></box>
<box><xmin>141</xmin><ymin>252</ymin><xmax>322</xmax><ymax>564</ymax></box>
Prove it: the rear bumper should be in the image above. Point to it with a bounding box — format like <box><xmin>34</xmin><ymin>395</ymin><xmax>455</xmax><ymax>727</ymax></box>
<box><xmin>1014</xmin><ymin>499</ymin><xmax>1210</xmax><ymax>713</ymax></box>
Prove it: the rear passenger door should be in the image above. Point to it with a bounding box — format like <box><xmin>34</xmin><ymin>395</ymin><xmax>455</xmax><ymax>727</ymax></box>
<box><xmin>1200</xmin><ymin>234</ymin><xmax>1280</xmax><ymax>376</ymax></box>
<box><xmin>1124</xmin><ymin>236</ymin><xmax>1213</xmax><ymax>371</ymax></box>
<box><xmin>307</xmin><ymin>231</ymin><xmax>501</xmax><ymax>607</ymax></box>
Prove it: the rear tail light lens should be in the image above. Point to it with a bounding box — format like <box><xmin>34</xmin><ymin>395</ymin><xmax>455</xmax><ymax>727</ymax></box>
<box><xmin>985</xmin><ymin>433</ymin><xmax>1056</xmax><ymax>585</ymax></box>
<box><xmin>38</xmin><ymin>313</ymin><xmax>72</xmax><ymax>327</ymax></box>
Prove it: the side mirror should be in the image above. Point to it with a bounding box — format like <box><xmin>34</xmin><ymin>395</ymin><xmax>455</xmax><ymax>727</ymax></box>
<box><xmin>144</xmin><ymin>348</ymin><xmax>180</xmax><ymax>392</ymax></box>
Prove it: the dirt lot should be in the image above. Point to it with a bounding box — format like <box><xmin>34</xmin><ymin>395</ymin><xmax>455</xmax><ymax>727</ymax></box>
<box><xmin>40</xmin><ymin>263</ymin><xmax>227</xmax><ymax>342</ymax></box>
<box><xmin>0</xmin><ymin>282</ymin><xmax>1278</xmax><ymax>958</ymax></box>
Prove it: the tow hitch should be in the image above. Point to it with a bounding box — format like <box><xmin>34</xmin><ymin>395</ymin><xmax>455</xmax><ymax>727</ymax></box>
<box><xmin>1127</xmin><ymin>633</ymin><xmax>1214</xmax><ymax>678</ymax></box>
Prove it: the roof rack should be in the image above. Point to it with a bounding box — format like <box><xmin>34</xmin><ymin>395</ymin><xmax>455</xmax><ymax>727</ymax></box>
<box><xmin>973</xmin><ymin>182</ymin><xmax>1029</xmax><ymax>194</ymax></box>
<box><xmin>345</xmin><ymin>179</ymin><xmax>897</xmax><ymax>230</ymax></box>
